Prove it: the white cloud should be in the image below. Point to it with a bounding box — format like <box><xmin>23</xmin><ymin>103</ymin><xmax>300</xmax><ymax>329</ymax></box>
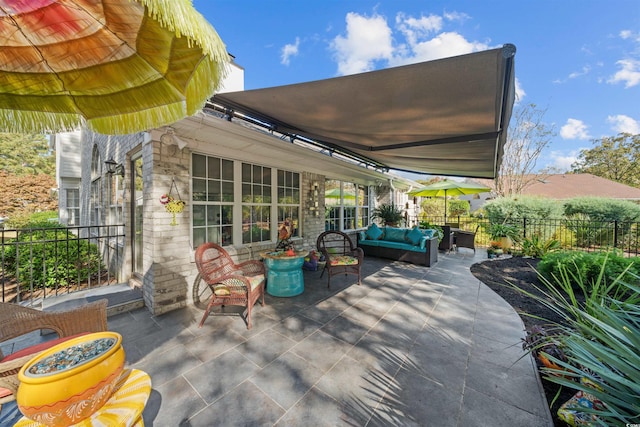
<box><xmin>620</xmin><ymin>30</ymin><xmax>633</xmax><ymax>40</ymax></box>
<box><xmin>608</xmin><ymin>59</ymin><xmax>640</xmax><ymax>88</ymax></box>
<box><xmin>394</xmin><ymin>31</ymin><xmax>489</xmax><ymax>66</ymax></box>
<box><xmin>514</xmin><ymin>77</ymin><xmax>526</xmax><ymax>103</ymax></box>
<box><xmin>443</xmin><ymin>11</ymin><xmax>470</xmax><ymax>23</ymax></box>
<box><xmin>548</xmin><ymin>150</ymin><xmax>579</xmax><ymax>172</ymax></box>
<box><xmin>568</xmin><ymin>65</ymin><xmax>591</xmax><ymax>79</ymax></box>
<box><xmin>560</xmin><ymin>118</ymin><xmax>591</xmax><ymax>140</ymax></box>
<box><xmin>330</xmin><ymin>11</ymin><xmax>489</xmax><ymax>75</ymax></box>
<box><xmin>330</xmin><ymin>13</ymin><xmax>393</xmax><ymax>75</ymax></box>
<box><xmin>607</xmin><ymin>114</ymin><xmax>640</xmax><ymax>134</ymax></box>
<box><xmin>281</xmin><ymin>37</ymin><xmax>301</xmax><ymax>66</ymax></box>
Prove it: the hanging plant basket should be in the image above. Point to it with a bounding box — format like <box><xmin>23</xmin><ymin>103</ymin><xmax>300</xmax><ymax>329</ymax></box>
<box><xmin>160</xmin><ymin>178</ymin><xmax>186</xmax><ymax>226</ymax></box>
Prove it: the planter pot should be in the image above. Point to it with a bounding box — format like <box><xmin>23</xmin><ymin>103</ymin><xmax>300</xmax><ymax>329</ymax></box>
<box><xmin>17</xmin><ymin>332</ymin><xmax>125</xmax><ymax>426</ymax></box>
<box><xmin>499</xmin><ymin>236</ymin><xmax>513</xmax><ymax>250</ymax></box>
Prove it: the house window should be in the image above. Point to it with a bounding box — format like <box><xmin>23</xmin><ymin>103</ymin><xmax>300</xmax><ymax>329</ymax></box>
<box><xmin>90</xmin><ymin>146</ymin><xmax>101</xmax><ymax>227</ymax></box>
<box><xmin>192</xmin><ymin>154</ymin><xmax>234</xmax><ymax>247</ymax></box>
<box><xmin>191</xmin><ymin>154</ymin><xmax>300</xmax><ymax>247</ymax></box>
<box><xmin>242</xmin><ymin>163</ymin><xmax>271</xmax><ymax>244</ymax></box>
<box><xmin>357</xmin><ymin>184</ymin><xmax>370</xmax><ymax>228</ymax></box>
<box><xmin>325</xmin><ymin>180</ymin><xmax>370</xmax><ymax>231</ymax></box>
<box><xmin>277</xmin><ymin>170</ymin><xmax>300</xmax><ymax>238</ymax></box>
<box><xmin>66</xmin><ymin>189</ymin><xmax>79</xmax><ymax>226</ymax></box>
<box><xmin>108</xmin><ymin>174</ymin><xmax>124</xmax><ymax>226</ymax></box>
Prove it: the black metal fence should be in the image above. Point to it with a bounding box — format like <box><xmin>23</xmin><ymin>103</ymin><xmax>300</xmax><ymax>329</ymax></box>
<box><xmin>416</xmin><ymin>215</ymin><xmax>640</xmax><ymax>257</ymax></box>
<box><xmin>1</xmin><ymin>224</ymin><xmax>125</xmax><ymax>305</ymax></box>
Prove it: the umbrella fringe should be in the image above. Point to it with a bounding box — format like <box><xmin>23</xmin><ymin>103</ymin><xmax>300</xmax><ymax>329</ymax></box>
<box><xmin>0</xmin><ymin>109</ymin><xmax>81</xmax><ymax>134</ymax></box>
<box><xmin>89</xmin><ymin>102</ymin><xmax>186</xmax><ymax>135</ymax></box>
<box><xmin>186</xmin><ymin>57</ymin><xmax>222</xmax><ymax>115</ymax></box>
<box><xmin>138</xmin><ymin>0</ymin><xmax>231</xmax><ymax>65</ymax></box>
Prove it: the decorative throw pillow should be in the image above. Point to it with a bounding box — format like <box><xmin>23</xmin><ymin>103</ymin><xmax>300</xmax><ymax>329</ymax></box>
<box><xmin>365</xmin><ymin>223</ymin><xmax>384</xmax><ymax>240</ymax></box>
<box><xmin>405</xmin><ymin>226</ymin><xmax>424</xmax><ymax>246</ymax></box>
<box><xmin>423</xmin><ymin>229</ymin><xmax>435</xmax><ymax>238</ymax></box>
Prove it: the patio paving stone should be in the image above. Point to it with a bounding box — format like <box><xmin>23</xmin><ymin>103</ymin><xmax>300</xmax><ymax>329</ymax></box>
<box><xmin>0</xmin><ymin>249</ymin><xmax>554</xmax><ymax>427</ymax></box>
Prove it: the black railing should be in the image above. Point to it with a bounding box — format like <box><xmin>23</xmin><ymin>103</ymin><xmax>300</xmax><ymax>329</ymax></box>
<box><xmin>415</xmin><ymin>215</ymin><xmax>640</xmax><ymax>257</ymax></box>
<box><xmin>1</xmin><ymin>224</ymin><xmax>125</xmax><ymax>305</ymax></box>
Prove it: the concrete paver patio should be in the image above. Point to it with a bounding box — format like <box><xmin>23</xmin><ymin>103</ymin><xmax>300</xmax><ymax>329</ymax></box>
<box><xmin>113</xmin><ymin>250</ymin><xmax>552</xmax><ymax>426</ymax></box>
<box><xmin>0</xmin><ymin>249</ymin><xmax>553</xmax><ymax>426</ymax></box>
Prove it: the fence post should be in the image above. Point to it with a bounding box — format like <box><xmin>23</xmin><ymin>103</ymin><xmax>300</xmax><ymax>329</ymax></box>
<box><xmin>614</xmin><ymin>220</ymin><xmax>618</xmax><ymax>249</ymax></box>
<box><xmin>523</xmin><ymin>217</ymin><xmax>527</xmax><ymax>240</ymax></box>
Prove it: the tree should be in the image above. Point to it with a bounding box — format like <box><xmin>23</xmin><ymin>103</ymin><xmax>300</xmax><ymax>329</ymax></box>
<box><xmin>0</xmin><ymin>171</ymin><xmax>58</xmax><ymax>219</ymax></box>
<box><xmin>494</xmin><ymin>103</ymin><xmax>556</xmax><ymax>197</ymax></box>
<box><xmin>571</xmin><ymin>133</ymin><xmax>640</xmax><ymax>188</ymax></box>
<box><xmin>0</xmin><ymin>132</ymin><xmax>55</xmax><ymax>176</ymax></box>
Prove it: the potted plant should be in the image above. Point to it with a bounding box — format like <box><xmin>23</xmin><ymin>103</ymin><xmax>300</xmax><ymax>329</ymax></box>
<box><xmin>488</xmin><ymin>223</ymin><xmax>520</xmax><ymax>250</ymax></box>
<box><xmin>371</xmin><ymin>204</ymin><xmax>404</xmax><ymax>227</ymax></box>
<box><xmin>419</xmin><ymin>220</ymin><xmax>444</xmax><ymax>242</ymax></box>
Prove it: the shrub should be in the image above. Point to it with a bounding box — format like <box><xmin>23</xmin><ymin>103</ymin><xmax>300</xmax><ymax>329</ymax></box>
<box><xmin>538</xmin><ymin>250</ymin><xmax>640</xmax><ymax>293</ymax></box>
<box><xmin>521</xmin><ymin>235</ymin><xmax>561</xmax><ymax>258</ymax></box>
<box><xmin>563</xmin><ymin>197</ymin><xmax>640</xmax><ymax>223</ymax></box>
<box><xmin>1</xmin><ymin>228</ymin><xmax>105</xmax><ymax>288</ymax></box>
<box><xmin>5</xmin><ymin>210</ymin><xmax>59</xmax><ymax>229</ymax></box>
<box><xmin>484</xmin><ymin>196</ymin><xmax>564</xmax><ymax>223</ymax></box>
<box><xmin>522</xmin><ymin>259</ymin><xmax>640</xmax><ymax>425</ymax></box>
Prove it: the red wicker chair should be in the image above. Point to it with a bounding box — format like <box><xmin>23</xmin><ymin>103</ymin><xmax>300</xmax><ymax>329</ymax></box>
<box><xmin>194</xmin><ymin>243</ymin><xmax>265</xmax><ymax>330</ymax></box>
<box><xmin>316</xmin><ymin>231</ymin><xmax>364</xmax><ymax>289</ymax></box>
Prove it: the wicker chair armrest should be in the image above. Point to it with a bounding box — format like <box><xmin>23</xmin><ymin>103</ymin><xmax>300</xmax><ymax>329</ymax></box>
<box><xmin>207</xmin><ymin>273</ymin><xmax>260</xmax><ymax>290</ymax></box>
<box><xmin>236</xmin><ymin>260</ymin><xmax>265</xmax><ymax>276</ymax></box>
<box><xmin>0</xmin><ymin>299</ymin><xmax>108</xmax><ymax>347</ymax></box>
<box><xmin>351</xmin><ymin>247</ymin><xmax>365</xmax><ymax>262</ymax></box>
<box><xmin>48</xmin><ymin>299</ymin><xmax>109</xmax><ymax>338</ymax></box>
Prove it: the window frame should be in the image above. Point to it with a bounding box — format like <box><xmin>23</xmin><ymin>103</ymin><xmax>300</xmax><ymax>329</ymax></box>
<box><xmin>191</xmin><ymin>153</ymin><xmax>301</xmax><ymax>248</ymax></box>
<box><xmin>324</xmin><ymin>180</ymin><xmax>371</xmax><ymax>232</ymax></box>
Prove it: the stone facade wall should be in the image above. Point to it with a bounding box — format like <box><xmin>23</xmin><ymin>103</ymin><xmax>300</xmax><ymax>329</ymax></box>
<box><xmin>78</xmin><ymin>123</ymin><xmax>395</xmax><ymax>316</ymax></box>
<box><xmin>138</xmin><ymin>140</ymin><xmax>189</xmax><ymax>313</ymax></box>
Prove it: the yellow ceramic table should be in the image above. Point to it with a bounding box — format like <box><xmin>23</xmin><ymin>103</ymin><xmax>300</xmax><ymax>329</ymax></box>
<box><xmin>15</xmin><ymin>369</ymin><xmax>151</xmax><ymax>427</ymax></box>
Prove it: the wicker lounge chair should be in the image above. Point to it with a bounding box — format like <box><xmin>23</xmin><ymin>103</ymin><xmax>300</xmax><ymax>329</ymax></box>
<box><xmin>0</xmin><ymin>299</ymin><xmax>108</xmax><ymax>403</ymax></box>
<box><xmin>454</xmin><ymin>225</ymin><xmax>479</xmax><ymax>253</ymax></box>
<box><xmin>317</xmin><ymin>230</ymin><xmax>364</xmax><ymax>289</ymax></box>
<box><xmin>194</xmin><ymin>242</ymin><xmax>266</xmax><ymax>330</ymax></box>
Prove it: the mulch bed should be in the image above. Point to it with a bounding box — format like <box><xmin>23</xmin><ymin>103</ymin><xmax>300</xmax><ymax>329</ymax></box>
<box><xmin>470</xmin><ymin>256</ymin><xmax>574</xmax><ymax>427</ymax></box>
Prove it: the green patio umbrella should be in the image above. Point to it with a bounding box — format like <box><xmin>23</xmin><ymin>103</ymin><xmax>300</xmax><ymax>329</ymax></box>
<box><xmin>324</xmin><ymin>188</ymin><xmax>356</xmax><ymax>206</ymax></box>
<box><xmin>408</xmin><ymin>180</ymin><xmax>491</xmax><ymax>223</ymax></box>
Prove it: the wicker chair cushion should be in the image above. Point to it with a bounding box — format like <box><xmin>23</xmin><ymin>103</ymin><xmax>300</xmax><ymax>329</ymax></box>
<box><xmin>329</xmin><ymin>256</ymin><xmax>359</xmax><ymax>266</ymax></box>
<box><xmin>214</xmin><ymin>275</ymin><xmax>265</xmax><ymax>296</ymax></box>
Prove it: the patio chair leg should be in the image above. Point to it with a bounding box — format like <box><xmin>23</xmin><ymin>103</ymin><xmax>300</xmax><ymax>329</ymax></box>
<box><xmin>246</xmin><ymin>304</ymin><xmax>252</xmax><ymax>330</ymax></box>
<box><xmin>198</xmin><ymin>301</ymin><xmax>213</xmax><ymax>328</ymax></box>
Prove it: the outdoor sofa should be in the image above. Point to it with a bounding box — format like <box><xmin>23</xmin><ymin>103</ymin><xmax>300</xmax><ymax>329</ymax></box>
<box><xmin>358</xmin><ymin>224</ymin><xmax>438</xmax><ymax>266</ymax></box>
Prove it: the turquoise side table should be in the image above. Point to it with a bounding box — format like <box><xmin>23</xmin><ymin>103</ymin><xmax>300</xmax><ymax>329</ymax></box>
<box><xmin>261</xmin><ymin>251</ymin><xmax>308</xmax><ymax>297</ymax></box>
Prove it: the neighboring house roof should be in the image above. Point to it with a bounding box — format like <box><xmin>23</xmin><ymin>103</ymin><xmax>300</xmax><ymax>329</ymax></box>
<box><xmin>497</xmin><ymin>174</ymin><xmax>640</xmax><ymax>200</ymax></box>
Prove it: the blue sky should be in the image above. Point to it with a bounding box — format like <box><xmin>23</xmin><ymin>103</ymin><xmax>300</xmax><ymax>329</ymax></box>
<box><xmin>193</xmin><ymin>1</ymin><xmax>639</xmax><ymax>174</ymax></box>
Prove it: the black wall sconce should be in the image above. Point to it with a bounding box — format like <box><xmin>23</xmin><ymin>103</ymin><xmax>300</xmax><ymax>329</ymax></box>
<box><xmin>105</xmin><ymin>157</ymin><xmax>125</xmax><ymax>177</ymax></box>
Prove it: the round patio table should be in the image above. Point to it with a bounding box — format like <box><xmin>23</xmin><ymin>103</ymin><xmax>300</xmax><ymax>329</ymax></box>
<box><xmin>261</xmin><ymin>250</ymin><xmax>308</xmax><ymax>297</ymax></box>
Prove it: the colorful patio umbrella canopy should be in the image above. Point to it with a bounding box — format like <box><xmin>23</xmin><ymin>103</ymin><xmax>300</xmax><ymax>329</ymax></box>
<box><xmin>409</xmin><ymin>180</ymin><xmax>491</xmax><ymax>222</ymax></box>
<box><xmin>0</xmin><ymin>0</ymin><xmax>229</xmax><ymax>135</ymax></box>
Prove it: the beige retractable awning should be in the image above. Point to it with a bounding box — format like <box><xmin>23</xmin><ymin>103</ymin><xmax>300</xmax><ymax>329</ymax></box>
<box><xmin>212</xmin><ymin>44</ymin><xmax>516</xmax><ymax>179</ymax></box>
